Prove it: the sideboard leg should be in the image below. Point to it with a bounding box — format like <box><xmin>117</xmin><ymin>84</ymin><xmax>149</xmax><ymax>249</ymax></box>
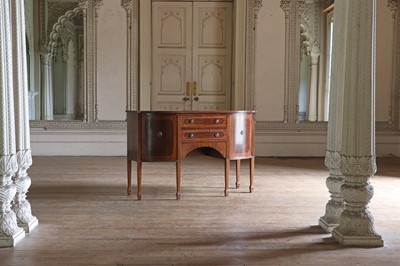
<box><xmin>137</xmin><ymin>161</ymin><xmax>142</xmax><ymax>200</ymax></box>
<box><xmin>235</xmin><ymin>160</ymin><xmax>241</xmax><ymax>189</ymax></box>
<box><xmin>249</xmin><ymin>157</ymin><xmax>255</xmax><ymax>193</ymax></box>
<box><xmin>176</xmin><ymin>161</ymin><xmax>181</xmax><ymax>200</ymax></box>
<box><xmin>127</xmin><ymin>160</ymin><xmax>132</xmax><ymax>196</ymax></box>
<box><xmin>224</xmin><ymin>159</ymin><xmax>230</xmax><ymax>196</ymax></box>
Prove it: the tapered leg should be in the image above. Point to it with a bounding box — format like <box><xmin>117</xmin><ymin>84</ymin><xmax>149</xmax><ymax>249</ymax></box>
<box><xmin>235</xmin><ymin>160</ymin><xmax>241</xmax><ymax>189</ymax></box>
<box><xmin>224</xmin><ymin>159</ymin><xmax>230</xmax><ymax>196</ymax></box>
<box><xmin>137</xmin><ymin>161</ymin><xmax>142</xmax><ymax>200</ymax></box>
<box><xmin>176</xmin><ymin>161</ymin><xmax>181</xmax><ymax>200</ymax></box>
<box><xmin>249</xmin><ymin>157</ymin><xmax>255</xmax><ymax>193</ymax></box>
<box><xmin>127</xmin><ymin>160</ymin><xmax>132</xmax><ymax>196</ymax></box>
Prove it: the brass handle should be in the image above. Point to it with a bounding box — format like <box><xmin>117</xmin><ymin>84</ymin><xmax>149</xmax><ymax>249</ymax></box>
<box><xmin>193</xmin><ymin>81</ymin><xmax>197</xmax><ymax>96</ymax></box>
<box><xmin>156</xmin><ymin>131</ymin><xmax>163</xmax><ymax>138</ymax></box>
<box><xmin>194</xmin><ymin>96</ymin><xmax>199</xmax><ymax>101</ymax></box>
<box><xmin>214</xmin><ymin>133</ymin><xmax>220</xmax><ymax>138</ymax></box>
<box><xmin>184</xmin><ymin>81</ymin><xmax>191</xmax><ymax>101</ymax></box>
<box><xmin>189</xmin><ymin>119</ymin><xmax>195</xmax><ymax>124</ymax></box>
<box><xmin>186</xmin><ymin>81</ymin><xmax>191</xmax><ymax>96</ymax></box>
<box><xmin>188</xmin><ymin>133</ymin><xmax>194</xmax><ymax>138</ymax></box>
<box><xmin>215</xmin><ymin>119</ymin><xmax>220</xmax><ymax>124</ymax></box>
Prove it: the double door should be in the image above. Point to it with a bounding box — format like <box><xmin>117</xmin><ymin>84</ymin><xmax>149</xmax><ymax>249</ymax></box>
<box><xmin>152</xmin><ymin>1</ymin><xmax>232</xmax><ymax>111</ymax></box>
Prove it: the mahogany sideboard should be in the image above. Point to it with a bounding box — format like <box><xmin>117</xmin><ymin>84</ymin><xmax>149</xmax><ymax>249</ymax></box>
<box><xmin>127</xmin><ymin>110</ymin><xmax>256</xmax><ymax>200</ymax></box>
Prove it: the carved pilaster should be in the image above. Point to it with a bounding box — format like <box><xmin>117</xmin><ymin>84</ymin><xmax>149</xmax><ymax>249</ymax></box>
<box><xmin>245</xmin><ymin>0</ymin><xmax>263</xmax><ymax>110</ymax></box>
<box><xmin>330</xmin><ymin>0</ymin><xmax>383</xmax><ymax>247</ymax></box>
<box><xmin>280</xmin><ymin>0</ymin><xmax>292</xmax><ymax>122</ymax></box>
<box><xmin>121</xmin><ymin>0</ymin><xmax>138</xmax><ymax>111</ymax></box>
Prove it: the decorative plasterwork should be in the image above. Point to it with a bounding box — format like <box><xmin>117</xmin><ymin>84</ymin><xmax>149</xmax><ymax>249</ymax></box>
<box><xmin>121</xmin><ymin>0</ymin><xmax>139</xmax><ymax>111</ymax></box>
<box><xmin>244</xmin><ymin>0</ymin><xmax>263</xmax><ymax>110</ymax></box>
<box><xmin>48</xmin><ymin>7</ymin><xmax>83</xmax><ymax>54</ymax></box>
<box><xmin>300</xmin><ymin>0</ymin><xmax>320</xmax><ymax>55</ymax></box>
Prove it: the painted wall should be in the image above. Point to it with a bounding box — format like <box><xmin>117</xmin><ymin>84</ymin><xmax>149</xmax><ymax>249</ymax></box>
<box><xmin>30</xmin><ymin>0</ymin><xmax>400</xmax><ymax>157</ymax></box>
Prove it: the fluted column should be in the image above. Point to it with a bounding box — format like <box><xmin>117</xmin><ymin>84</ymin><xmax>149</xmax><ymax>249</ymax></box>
<box><xmin>11</xmin><ymin>0</ymin><xmax>38</xmax><ymax>233</ymax></box>
<box><xmin>0</xmin><ymin>0</ymin><xmax>26</xmax><ymax>247</ymax></box>
<box><xmin>331</xmin><ymin>0</ymin><xmax>383</xmax><ymax>247</ymax></box>
<box><xmin>307</xmin><ymin>48</ymin><xmax>319</xmax><ymax>121</ymax></box>
<box><xmin>319</xmin><ymin>0</ymin><xmax>347</xmax><ymax>233</ymax></box>
<box><xmin>40</xmin><ymin>53</ymin><xmax>54</xmax><ymax>120</ymax></box>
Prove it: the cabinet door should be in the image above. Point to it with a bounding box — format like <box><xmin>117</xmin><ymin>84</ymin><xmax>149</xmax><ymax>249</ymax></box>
<box><xmin>230</xmin><ymin>113</ymin><xmax>254</xmax><ymax>159</ymax></box>
<box><xmin>141</xmin><ymin>113</ymin><xmax>177</xmax><ymax>161</ymax></box>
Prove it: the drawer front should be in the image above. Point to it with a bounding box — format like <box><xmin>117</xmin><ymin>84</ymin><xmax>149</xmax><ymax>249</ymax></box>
<box><xmin>180</xmin><ymin>115</ymin><xmax>227</xmax><ymax>129</ymax></box>
<box><xmin>181</xmin><ymin>130</ymin><xmax>227</xmax><ymax>142</ymax></box>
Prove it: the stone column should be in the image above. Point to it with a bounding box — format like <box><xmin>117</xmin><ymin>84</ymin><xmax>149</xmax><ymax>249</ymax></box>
<box><xmin>319</xmin><ymin>0</ymin><xmax>347</xmax><ymax>233</ymax></box>
<box><xmin>307</xmin><ymin>48</ymin><xmax>320</xmax><ymax>122</ymax></box>
<box><xmin>11</xmin><ymin>0</ymin><xmax>38</xmax><ymax>233</ymax></box>
<box><xmin>40</xmin><ymin>53</ymin><xmax>54</xmax><ymax>120</ymax></box>
<box><xmin>0</xmin><ymin>0</ymin><xmax>26</xmax><ymax>247</ymax></box>
<box><xmin>331</xmin><ymin>0</ymin><xmax>383</xmax><ymax>247</ymax></box>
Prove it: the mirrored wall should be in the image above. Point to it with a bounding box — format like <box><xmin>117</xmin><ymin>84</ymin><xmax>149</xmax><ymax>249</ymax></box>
<box><xmin>25</xmin><ymin>0</ymin><xmax>84</xmax><ymax>121</ymax></box>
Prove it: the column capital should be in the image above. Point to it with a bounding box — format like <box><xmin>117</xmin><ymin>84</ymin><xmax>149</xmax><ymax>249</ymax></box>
<box><xmin>121</xmin><ymin>0</ymin><xmax>134</xmax><ymax>10</ymax></box>
<box><xmin>280</xmin><ymin>0</ymin><xmax>291</xmax><ymax>13</ymax></box>
<box><xmin>78</xmin><ymin>0</ymin><xmax>88</xmax><ymax>9</ymax></box>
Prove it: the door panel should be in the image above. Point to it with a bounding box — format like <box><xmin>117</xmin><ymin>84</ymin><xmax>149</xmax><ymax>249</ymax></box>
<box><xmin>152</xmin><ymin>1</ymin><xmax>232</xmax><ymax>111</ymax></box>
<box><xmin>152</xmin><ymin>2</ymin><xmax>192</xmax><ymax>111</ymax></box>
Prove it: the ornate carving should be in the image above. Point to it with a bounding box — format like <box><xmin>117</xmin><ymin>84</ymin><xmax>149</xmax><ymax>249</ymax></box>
<box><xmin>0</xmin><ymin>155</ymin><xmax>20</xmax><ymax>238</ymax></box>
<box><xmin>280</xmin><ymin>0</ymin><xmax>291</xmax><ymax>12</ymax></box>
<box><xmin>93</xmin><ymin>0</ymin><xmax>104</xmax><ymax>10</ymax></box>
<box><xmin>340</xmin><ymin>155</ymin><xmax>377</xmax><ymax>178</ymax></box>
<box><xmin>78</xmin><ymin>0</ymin><xmax>89</xmax><ymax>9</ymax></box>
<box><xmin>121</xmin><ymin>0</ymin><xmax>134</xmax><ymax>10</ymax></box>
<box><xmin>47</xmin><ymin>2</ymin><xmax>79</xmax><ymax>38</ymax></box>
<box><xmin>388</xmin><ymin>0</ymin><xmax>399</xmax><ymax>16</ymax></box>
<box><xmin>253</xmin><ymin>0</ymin><xmax>263</xmax><ymax>20</ymax></box>
<box><xmin>12</xmin><ymin>150</ymin><xmax>37</xmax><ymax>227</ymax></box>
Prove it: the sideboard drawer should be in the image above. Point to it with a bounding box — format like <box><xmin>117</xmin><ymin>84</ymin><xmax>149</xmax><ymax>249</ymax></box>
<box><xmin>181</xmin><ymin>130</ymin><xmax>227</xmax><ymax>142</ymax></box>
<box><xmin>180</xmin><ymin>115</ymin><xmax>227</xmax><ymax>129</ymax></box>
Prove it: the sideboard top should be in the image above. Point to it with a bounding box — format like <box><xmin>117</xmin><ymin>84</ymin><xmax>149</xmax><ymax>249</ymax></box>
<box><xmin>126</xmin><ymin>110</ymin><xmax>256</xmax><ymax>114</ymax></box>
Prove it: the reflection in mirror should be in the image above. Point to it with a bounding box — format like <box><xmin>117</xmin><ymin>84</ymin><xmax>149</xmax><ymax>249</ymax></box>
<box><xmin>297</xmin><ymin>1</ymin><xmax>326</xmax><ymax>123</ymax></box>
<box><xmin>25</xmin><ymin>0</ymin><xmax>84</xmax><ymax>121</ymax></box>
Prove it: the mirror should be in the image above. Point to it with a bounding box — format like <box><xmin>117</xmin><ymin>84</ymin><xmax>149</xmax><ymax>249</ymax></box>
<box><xmin>25</xmin><ymin>0</ymin><xmax>84</xmax><ymax>121</ymax></box>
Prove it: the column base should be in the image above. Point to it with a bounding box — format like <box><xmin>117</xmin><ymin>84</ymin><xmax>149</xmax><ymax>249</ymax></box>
<box><xmin>319</xmin><ymin>217</ymin><xmax>338</xmax><ymax>233</ymax></box>
<box><xmin>0</xmin><ymin>228</ymin><xmax>25</xmax><ymax>247</ymax></box>
<box><xmin>19</xmin><ymin>217</ymin><xmax>39</xmax><ymax>233</ymax></box>
<box><xmin>332</xmin><ymin>229</ymin><xmax>384</xmax><ymax>247</ymax></box>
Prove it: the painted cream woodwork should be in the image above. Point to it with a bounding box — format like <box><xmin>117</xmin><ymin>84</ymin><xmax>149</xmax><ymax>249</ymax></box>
<box><xmin>152</xmin><ymin>1</ymin><xmax>232</xmax><ymax>111</ymax></box>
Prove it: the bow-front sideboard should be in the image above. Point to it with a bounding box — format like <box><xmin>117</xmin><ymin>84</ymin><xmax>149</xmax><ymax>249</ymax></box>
<box><xmin>127</xmin><ymin>111</ymin><xmax>256</xmax><ymax>200</ymax></box>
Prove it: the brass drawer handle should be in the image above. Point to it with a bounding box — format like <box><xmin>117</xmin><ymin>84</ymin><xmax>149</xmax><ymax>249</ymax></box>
<box><xmin>188</xmin><ymin>133</ymin><xmax>194</xmax><ymax>138</ymax></box>
<box><xmin>214</xmin><ymin>133</ymin><xmax>220</xmax><ymax>138</ymax></box>
<box><xmin>189</xmin><ymin>119</ymin><xmax>195</xmax><ymax>124</ymax></box>
<box><xmin>156</xmin><ymin>131</ymin><xmax>163</xmax><ymax>138</ymax></box>
<box><xmin>214</xmin><ymin>119</ymin><xmax>220</xmax><ymax>124</ymax></box>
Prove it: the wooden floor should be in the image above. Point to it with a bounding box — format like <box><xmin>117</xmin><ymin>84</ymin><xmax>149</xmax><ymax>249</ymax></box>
<box><xmin>1</xmin><ymin>154</ymin><xmax>400</xmax><ymax>265</ymax></box>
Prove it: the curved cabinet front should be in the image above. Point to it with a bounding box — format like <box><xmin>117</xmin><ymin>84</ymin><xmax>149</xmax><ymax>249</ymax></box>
<box><xmin>141</xmin><ymin>113</ymin><xmax>177</xmax><ymax>161</ymax></box>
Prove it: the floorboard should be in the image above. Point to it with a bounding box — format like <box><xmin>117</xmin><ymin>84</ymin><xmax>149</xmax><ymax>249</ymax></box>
<box><xmin>0</xmin><ymin>155</ymin><xmax>399</xmax><ymax>265</ymax></box>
